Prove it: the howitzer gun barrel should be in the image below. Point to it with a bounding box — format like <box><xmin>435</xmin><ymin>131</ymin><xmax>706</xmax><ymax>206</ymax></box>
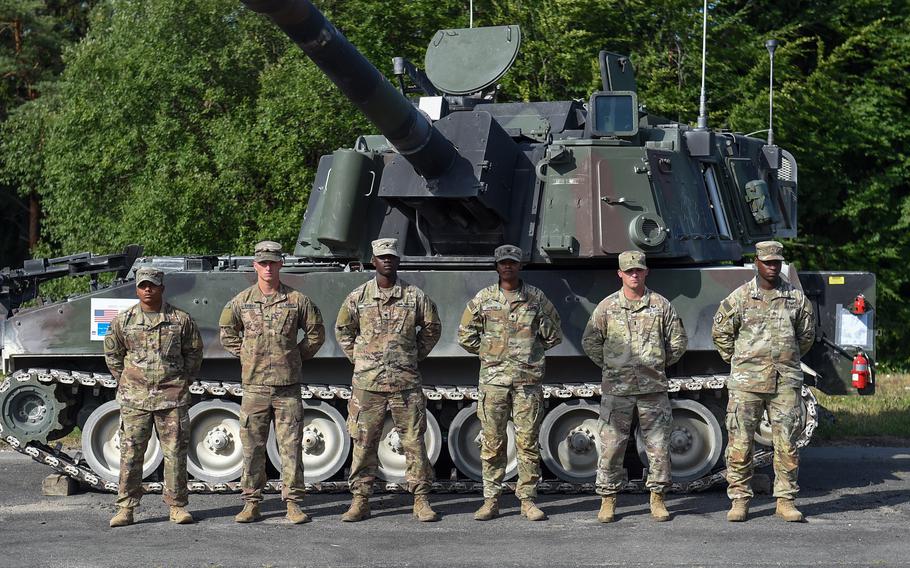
<box><xmin>241</xmin><ymin>0</ymin><xmax>457</xmax><ymax>178</ymax></box>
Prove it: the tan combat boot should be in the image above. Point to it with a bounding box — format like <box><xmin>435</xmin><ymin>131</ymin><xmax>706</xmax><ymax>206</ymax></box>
<box><xmin>597</xmin><ymin>496</ymin><xmax>616</xmax><ymax>523</ymax></box>
<box><xmin>234</xmin><ymin>502</ymin><xmax>261</xmax><ymax>523</ymax></box>
<box><xmin>341</xmin><ymin>495</ymin><xmax>371</xmax><ymax>522</ymax></box>
<box><xmin>286</xmin><ymin>502</ymin><xmax>311</xmax><ymax>524</ymax></box>
<box><xmin>109</xmin><ymin>507</ymin><xmax>134</xmax><ymax>528</ymax></box>
<box><xmin>473</xmin><ymin>498</ymin><xmax>499</xmax><ymax>521</ymax></box>
<box><xmin>775</xmin><ymin>498</ymin><xmax>804</xmax><ymax>522</ymax></box>
<box><xmin>169</xmin><ymin>506</ymin><xmax>194</xmax><ymax>524</ymax></box>
<box><xmin>726</xmin><ymin>498</ymin><xmax>749</xmax><ymax>522</ymax></box>
<box><xmin>520</xmin><ymin>499</ymin><xmax>547</xmax><ymax>521</ymax></box>
<box><xmin>650</xmin><ymin>492</ymin><xmax>670</xmax><ymax>522</ymax></box>
<box><xmin>413</xmin><ymin>495</ymin><xmax>439</xmax><ymax>522</ymax></box>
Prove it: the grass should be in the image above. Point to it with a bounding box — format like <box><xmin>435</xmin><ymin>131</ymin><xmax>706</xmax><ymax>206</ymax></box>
<box><xmin>58</xmin><ymin>427</ymin><xmax>82</xmax><ymax>450</ymax></box>
<box><xmin>813</xmin><ymin>373</ymin><xmax>910</xmax><ymax>444</ymax></box>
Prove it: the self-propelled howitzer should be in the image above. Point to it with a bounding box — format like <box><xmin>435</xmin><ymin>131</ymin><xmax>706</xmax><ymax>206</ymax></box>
<box><xmin>0</xmin><ymin>0</ymin><xmax>876</xmax><ymax>495</ymax></box>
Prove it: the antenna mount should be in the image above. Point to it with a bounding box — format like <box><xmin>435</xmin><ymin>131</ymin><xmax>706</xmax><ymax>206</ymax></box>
<box><xmin>684</xmin><ymin>0</ymin><xmax>715</xmax><ymax>157</ymax></box>
<box><xmin>762</xmin><ymin>38</ymin><xmax>781</xmax><ymax>169</ymax></box>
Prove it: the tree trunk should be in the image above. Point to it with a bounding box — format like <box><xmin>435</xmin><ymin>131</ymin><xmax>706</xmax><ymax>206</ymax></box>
<box><xmin>28</xmin><ymin>192</ymin><xmax>39</xmax><ymax>249</ymax></box>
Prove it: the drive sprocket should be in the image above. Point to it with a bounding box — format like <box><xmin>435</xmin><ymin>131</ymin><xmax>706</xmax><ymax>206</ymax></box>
<box><xmin>0</xmin><ymin>372</ymin><xmax>74</xmax><ymax>445</ymax></box>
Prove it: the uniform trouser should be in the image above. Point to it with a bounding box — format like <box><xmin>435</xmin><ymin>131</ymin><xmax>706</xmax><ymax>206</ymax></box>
<box><xmin>239</xmin><ymin>384</ymin><xmax>305</xmax><ymax>503</ymax></box>
<box><xmin>117</xmin><ymin>405</ymin><xmax>189</xmax><ymax>508</ymax></box>
<box><xmin>347</xmin><ymin>388</ymin><xmax>434</xmax><ymax>496</ymax></box>
<box><xmin>478</xmin><ymin>383</ymin><xmax>544</xmax><ymax>500</ymax></box>
<box><xmin>725</xmin><ymin>387</ymin><xmax>801</xmax><ymax>500</ymax></box>
<box><xmin>595</xmin><ymin>392</ymin><xmax>672</xmax><ymax>496</ymax></box>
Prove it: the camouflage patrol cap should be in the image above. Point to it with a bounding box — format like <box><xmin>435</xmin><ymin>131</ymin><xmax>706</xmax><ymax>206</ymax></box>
<box><xmin>135</xmin><ymin>267</ymin><xmax>163</xmax><ymax>287</ymax></box>
<box><xmin>494</xmin><ymin>244</ymin><xmax>522</xmax><ymax>263</ymax></box>
<box><xmin>371</xmin><ymin>238</ymin><xmax>400</xmax><ymax>257</ymax></box>
<box><xmin>618</xmin><ymin>250</ymin><xmax>647</xmax><ymax>271</ymax></box>
<box><xmin>254</xmin><ymin>240</ymin><xmax>284</xmax><ymax>263</ymax></box>
<box><xmin>755</xmin><ymin>240</ymin><xmax>785</xmax><ymax>261</ymax></box>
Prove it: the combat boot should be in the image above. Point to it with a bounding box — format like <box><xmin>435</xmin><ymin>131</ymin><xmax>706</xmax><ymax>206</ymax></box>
<box><xmin>650</xmin><ymin>492</ymin><xmax>670</xmax><ymax>522</ymax></box>
<box><xmin>775</xmin><ymin>498</ymin><xmax>804</xmax><ymax>522</ymax></box>
<box><xmin>520</xmin><ymin>499</ymin><xmax>547</xmax><ymax>521</ymax></box>
<box><xmin>726</xmin><ymin>498</ymin><xmax>749</xmax><ymax>522</ymax></box>
<box><xmin>597</xmin><ymin>496</ymin><xmax>616</xmax><ymax>523</ymax></box>
<box><xmin>473</xmin><ymin>498</ymin><xmax>499</xmax><ymax>521</ymax></box>
<box><xmin>109</xmin><ymin>507</ymin><xmax>134</xmax><ymax>528</ymax></box>
<box><xmin>169</xmin><ymin>506</ymin><xmax>194</xmax><ymax>524</ymax></box>
<box><xmin>341</xmin><ymin>495</ymin><xmax>371</xmax><ymax>522</ymax></box>
<box><xmin>413</xmin><ymin>495</ymin><xmax>439</xmax><ymax>522</ymax></box>
<box><xmin>286</xmin><ymin>502</ymin><xmax>311</xmax><ymax>524</ymax></box>
<box><xmin>234</xmin><ymin>502</ymin><xmax>261</xmax><ymax>523</ymax></box>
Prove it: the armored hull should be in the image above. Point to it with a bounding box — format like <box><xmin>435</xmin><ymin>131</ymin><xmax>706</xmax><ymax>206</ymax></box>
<box><xmin>0</xmin><ymin>258</ymin><xmax>875</xmax><ymax>492</ymax></box>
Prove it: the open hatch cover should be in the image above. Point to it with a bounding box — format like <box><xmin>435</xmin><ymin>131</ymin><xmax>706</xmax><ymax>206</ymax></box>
<box><xmin>424</xmin><ymin>25</ymin><xmax>521</xmax><ymax>96</ymax></box>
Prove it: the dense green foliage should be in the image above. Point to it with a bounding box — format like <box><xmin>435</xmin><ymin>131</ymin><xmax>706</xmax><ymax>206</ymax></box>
<box><xmin>0</xmin><ymin>0</ymin><xmax>907</xmax><ymax>366</ymax></box>
<box><xmin>0</xmin><ymin>0</ymin><xmax>96</xmax><ymax>267</ymax></box>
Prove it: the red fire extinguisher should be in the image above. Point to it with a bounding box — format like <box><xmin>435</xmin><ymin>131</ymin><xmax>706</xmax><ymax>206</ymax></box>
<box><xmin>852</xmin><ymin>293</ymin><xmax>867</xmax><ymax>315</ymax></box>
<box><xmin>851</xmin><ymin>351</ymin><xmax>870</xmax><ymax>390</ymax></box>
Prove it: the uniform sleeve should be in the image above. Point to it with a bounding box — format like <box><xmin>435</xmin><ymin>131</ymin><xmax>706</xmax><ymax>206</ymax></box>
<box><xmin>796</xmin><ymin>293</ymin><xmax>816</xmax><ymax>356</ymax></box>
<box><xmin>181</xmin><ymin>315</ymin><xmax>204</xmax><ymax>379</ymax></box>
<box><xmin>334</xmin><ymin>295</ymin><xmax>359</xmax><ymax>363</ymax></box>
<box><xmin>711</xmin><ymin>293</ymin><xmax>740</xmax><ymax>364</ymax></box>
<box><xmin>103</xmin><ymin>315</ymin><xmax>127</xmax><ymax>380</ymax></box>
<box><xmin>416</xmin><ymin>292</ymin><xmax>442</xmax><ymax>360</ymax></box>
<box><xmin>537</xmin><ymin>294</ymin><xmax>563</xmax><ymax>351</ymax></box>
<box><xmin>457</xmin><ymin>296</ymin><xmax>483</xmax><ymax>355</ymax></box>
<box><xmin>298</xmin><ymin>296</ymin><xmax>326</xmax><ymax>360</ymax></box>
<box><xmin>663</xmin><ymin>302</ymin><xmax>688</xmax><ymax>367</ymax></box>
<box><xmin>218</xmin><ymin>299</ymin><xmax>243</xmax><ymax>358</ymax></box>
<box><xmin>581</xmin><ymin>305</ymin><xmax>606</xmax><ymax>368</ymax></box>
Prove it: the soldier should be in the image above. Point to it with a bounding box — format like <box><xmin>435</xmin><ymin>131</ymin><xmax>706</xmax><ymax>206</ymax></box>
<box><xmin>220</xmin><ymin>240</ymin><xmax>325</xmax><ymax>524</ymax></box>
<box><xmin>104</xmin><ymin>267</ymin><xmax>203</xmax><ymax>528</ymax></box>
<box><xmin>712</xmin><ymin>240</ymin><xmax>815</xmax><ymax>522</ymax></box>
<box><xmin>457</xmin><ymin>244</ymin><xmax>562</xmax><ymax>522</ymax></box>
<box><xmin>582</xmin><ymin>251</ymin><xmax>687</xmax><ymax>523</ymax></box>
<box><xmin>335</xmin><ymin>238</ymin><xmax>442</xmax><ymax>522</ymax></box>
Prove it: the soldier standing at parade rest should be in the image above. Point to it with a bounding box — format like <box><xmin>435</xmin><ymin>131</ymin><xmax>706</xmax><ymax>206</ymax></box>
<box><xmin>582</xmin><ymin>251</ymin><xmax>687</xmax><ymax>523</ymax></box>
<box><xmin>457</xmin><ymin>244</ymin><xmax>562</xmax><ymax>521</ymax></box>
<box><xmin>335</xmin><ymin>238</ymin><xmax>442</xmax><ymax>522</ymax></box>
<box><xmin>220</xmin><ymin>241</ymin><xmax>325</xmax><ymax>524</ymax></box>
<box><xmin>104</xmin><ymin>267</ymin><xmax>204</xmax><ymax>527</ymax></box>
<box><xmin>712</xmin><ymin>240</ymin><xmax>815</xmax><ymax>522</ymax></box>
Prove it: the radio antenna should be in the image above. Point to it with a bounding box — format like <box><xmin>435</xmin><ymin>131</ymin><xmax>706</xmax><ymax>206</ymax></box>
<box><xmin>765</xmin><ymin>39</ymin><xmax>778</xmax><ymax>146</ymax></box>
<box><xmin>696</xmin><ymin>0</ymin><xmax>709</xmax><ymax>130</ymax></box>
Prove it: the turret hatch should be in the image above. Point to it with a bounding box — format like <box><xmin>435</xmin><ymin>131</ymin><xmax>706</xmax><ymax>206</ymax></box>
<box><xmin>424</xmin><ymin>25</ymin><xmax>521</xmax><ymax>96</ymax></box>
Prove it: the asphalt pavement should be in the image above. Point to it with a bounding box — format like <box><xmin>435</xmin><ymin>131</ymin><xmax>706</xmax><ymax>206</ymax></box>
<box><xmin>1</xmin><ymin>447</ymin><xmax>908</xmax><ymax>567</ymax></box>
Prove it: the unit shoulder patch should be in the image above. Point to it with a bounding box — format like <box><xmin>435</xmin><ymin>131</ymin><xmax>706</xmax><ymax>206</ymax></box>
<box><xmin>714</xmin><ymin>299</ymin><xmax>736</xmax><ymax>324</ymax></box>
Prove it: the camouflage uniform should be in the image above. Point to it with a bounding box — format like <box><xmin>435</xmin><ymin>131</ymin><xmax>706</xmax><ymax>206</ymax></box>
<box><xmin>582</xmin><ymin>251</ymin><xmax>687</xmax><ymax>496</ymax></box>
<box><xmin>219</xmin><ymin>247</ymin><xmax>325</xmax><ymax>504</ymax></box>
<box><xmin>104</xmin><ymin>270</ymin><xmax>203</xmax><ymax>509</ymax></box>
<box><xmin>335</xmin><ymin>266</ymin><xmax>441</xmax><ymax>496</ymax></box>
<box><xmin>457</xmin><ymin>255</ymin><xmax>562</xmax><ymax>500</ymax></box>
<box><xmin>712</xmin><ymin>242</ymin><xmax>815</xmax><ymax>500</ymax></box>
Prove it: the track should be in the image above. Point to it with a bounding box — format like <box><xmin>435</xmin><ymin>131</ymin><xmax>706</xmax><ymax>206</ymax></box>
<box><xmin>0</xmin><ymin>368</ymin><xmax>819</xmax><ymax>494</ymax></box>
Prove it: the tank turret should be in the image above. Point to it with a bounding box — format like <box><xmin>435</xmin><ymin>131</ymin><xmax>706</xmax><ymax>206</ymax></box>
<box><xmin>244</xmin><ymin>0</ymin><xmax>799</xmax><ymax>266</ymax></box>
